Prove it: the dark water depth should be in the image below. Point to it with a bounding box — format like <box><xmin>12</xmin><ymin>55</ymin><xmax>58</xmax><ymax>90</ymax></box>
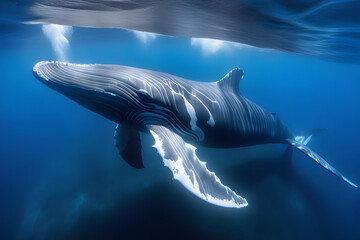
<box><xmin>1</xmin><ymin>1</ymin><xmax>360</xmax><ymax>240</ymax></box>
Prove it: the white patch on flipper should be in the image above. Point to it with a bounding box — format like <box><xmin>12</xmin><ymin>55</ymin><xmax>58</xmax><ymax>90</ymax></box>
<box><xmin>149</xmin><ymin>125</ymin><xmax>248</xmax><ymax>208</ymax></box>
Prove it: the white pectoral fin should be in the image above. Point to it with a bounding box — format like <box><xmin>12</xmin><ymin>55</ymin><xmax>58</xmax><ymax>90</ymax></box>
<box><xmin>148</xmin><ymin>125</ymin><xmax>248</xmax><ymax>208</ymax></box>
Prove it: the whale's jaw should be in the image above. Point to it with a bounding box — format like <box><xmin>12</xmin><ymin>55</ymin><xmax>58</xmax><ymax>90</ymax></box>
<box><xmin>33</xmin><ymin>61</ymin><xmax>144</xmax><ymax>123</ymax></box>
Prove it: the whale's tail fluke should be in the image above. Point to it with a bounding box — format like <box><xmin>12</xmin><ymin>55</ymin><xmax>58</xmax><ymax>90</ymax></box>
<box><xmin>294</xmin><ymin>128</ymin><xmax>325</xmax><ymax>146</ymax></box>
<box><xmin>286</xmin><ymin>138</ymin><xmax>358</xmax><ymax>188</ymax></box>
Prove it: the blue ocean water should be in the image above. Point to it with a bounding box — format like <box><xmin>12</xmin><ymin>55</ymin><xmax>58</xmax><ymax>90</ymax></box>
<box><xmin>1</xmin><ymin>1</ymin><xmax>360</xmax><ymax>240</ymax></box>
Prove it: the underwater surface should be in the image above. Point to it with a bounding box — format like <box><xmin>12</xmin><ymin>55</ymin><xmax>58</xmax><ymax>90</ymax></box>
<box><xmin>1</xmin><ymin>1</ymin><xmax>360</xmax><ymax>239</ymax></box>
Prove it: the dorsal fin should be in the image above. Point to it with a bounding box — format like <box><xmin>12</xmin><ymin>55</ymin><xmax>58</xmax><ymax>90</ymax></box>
<box><xmin>217</xmin><ymin>68</ymin><xmax>244</xmax><ymax>94</ymax></box>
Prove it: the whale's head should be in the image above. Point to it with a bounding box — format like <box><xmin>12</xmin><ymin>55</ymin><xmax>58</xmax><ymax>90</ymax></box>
<box><xmin>33</xmin><ymin>61</ymin><xmax>163</xmax><ymax>126</ymax></box>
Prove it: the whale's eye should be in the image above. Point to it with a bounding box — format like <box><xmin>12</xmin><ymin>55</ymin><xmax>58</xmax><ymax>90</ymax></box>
<box><xmin>138</xmin><ymin>89</ymin><xmax>151</xmax><ymax>100</ymax></box>
<box><xmin>138</xmin><ymin>89</ymin><xmax>148</xmax><ymax>94</ymax></box>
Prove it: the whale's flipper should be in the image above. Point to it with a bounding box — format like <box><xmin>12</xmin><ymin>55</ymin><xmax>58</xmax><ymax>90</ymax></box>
<box><xmin>286</xmin><ymin>139</ymin><xmax>357</xmax><ymax>188</ymax></box>
<box><xmin>114</xmin><ymin>124</ymin><xmax>144</xmax><ymax>169</ymax></box>
<box><xmin>148</xmin><ymin>125</ymin><xmax>248</xmax><ymax>208</ymax></box>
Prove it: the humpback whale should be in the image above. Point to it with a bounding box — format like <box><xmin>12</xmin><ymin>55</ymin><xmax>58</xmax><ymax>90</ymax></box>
<box><xmin>33</xmin><ymin>61</ymin><xmax>357</xmax><ymax>208</ymax></box>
